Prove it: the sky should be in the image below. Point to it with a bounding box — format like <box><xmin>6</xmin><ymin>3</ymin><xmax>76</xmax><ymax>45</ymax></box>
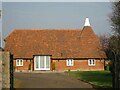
<box><xmin>1</xmin><ymin>1</ymin><xmax>113</xmax><ymax>47</ymax></box>
<box><xmin>1</xmin><ymin>0</ymin><xmax>113</xmax><ymax>2</ymax></box>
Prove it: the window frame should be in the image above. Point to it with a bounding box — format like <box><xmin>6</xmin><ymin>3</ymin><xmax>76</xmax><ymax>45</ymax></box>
<box><xmin>66</xmin><ymin>59</ymin><xmax>74</xmax><ymax>66</ymax></box>
<box><xmin>16</xmin><ymin>59</ymin><xmax>23</xmax><ymax>66</ymax></box>
<box><xmin>88</xmin><ymin>59</ymin><xmax>96</xmax><ymax>66</ymax></box>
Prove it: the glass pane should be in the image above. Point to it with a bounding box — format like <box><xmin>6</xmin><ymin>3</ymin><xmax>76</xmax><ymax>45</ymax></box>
<box><xmin>36</xmin><ymin>56</ymin><xmax>39</xmax><ymax>68</ymax></box>
<box><xmin>67</xmin><ymin>60</ymin><xmax>69</xmax><ymax>66</ymax></box>
<box><xmin>40</xmin><ymin>56</ymin><xmax>44</xmax><ymax>68</ymax></box>
<box><xmin>93</xmin><ymin>60</ymin><xmax>94</xmax><ymax>64</ymax></box>
<box><xmin>71</xmin><ymin>60</ymin><xmax>72</xmax><ymax>66</ymax></box>
<box><xmin>46</xmin><ymin>56</ymin><xmax>50</xmax><ymax>68</ymax></box>
<box><xmin>17</xmin><ymin>60</ymin><xmax>19</xmax><ymax>65</ymax></box>
<box><xmin>20</xmin><ymin>60</ymin><xmax>23</xmax><ymax>65</ymax></box>
<box><xmin>90</xmin><ymin>60</ymin><xmax>91</xmax><ymax>64</ymax></box>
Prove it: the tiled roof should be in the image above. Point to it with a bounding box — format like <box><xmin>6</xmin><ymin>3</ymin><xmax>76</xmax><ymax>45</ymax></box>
<box><xmin>4</xmin><ymin>27</ymin><xmax>107</xmax><ymax>59</ymax></box>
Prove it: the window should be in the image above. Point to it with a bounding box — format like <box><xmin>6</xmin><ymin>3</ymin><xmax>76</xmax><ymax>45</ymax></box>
<box><xmin>66</xmin><ymin>59</ymin><xmax>74</xmax><ymax>66</ymax></box>
<box><xmin>88</xmin><ymin>59</ymin><xmax>95</xmax><ymax>66</ymax></box>
<box><xmin>16</xmin><ymin>59</ymin><xmax>23</xmax><ymax>66</ymax></box>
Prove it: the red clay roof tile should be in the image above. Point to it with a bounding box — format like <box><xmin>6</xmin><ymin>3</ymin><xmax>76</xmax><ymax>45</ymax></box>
<box><xmin>4</xmin><ymin>27</ymin><xmax>107</xmax><ymax>59</ymax></box>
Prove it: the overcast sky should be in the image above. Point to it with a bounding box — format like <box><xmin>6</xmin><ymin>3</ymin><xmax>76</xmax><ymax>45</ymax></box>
<box><xmin>2</xmin><ymin>0</ymin><xmax>112</xmax><ymax>2</ymax></box>
<box><xmin>1</xmin><ymin>2</ymin><xmax>113</xmax><ymax>47</ymax></box>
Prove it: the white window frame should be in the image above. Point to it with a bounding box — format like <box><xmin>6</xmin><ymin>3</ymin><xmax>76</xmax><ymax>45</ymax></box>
<box><xmin>16</xmin><ymin>59</ymin><xmax>23</xmax><ymax>66</ymax></box>
<box><xmin>88</xmin><ymin>59</ymin><xmax>95</xmax><ymax>66</ymax></box>
<box><xmin>66</xmin><ymin>59</ymin><xmax>74</xmax><ymax>66</ymax></box>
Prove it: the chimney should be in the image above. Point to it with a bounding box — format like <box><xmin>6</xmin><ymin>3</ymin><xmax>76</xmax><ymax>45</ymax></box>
<box><xmin>84</xmin><ymin>17</ymin><xmax>90</xmax><ymax>26</ymax></box>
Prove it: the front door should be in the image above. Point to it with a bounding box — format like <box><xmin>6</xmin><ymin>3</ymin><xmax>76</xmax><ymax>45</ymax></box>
<box><xmin>34</xmin><ymin>56</ymin><xmax>50</xmax><ymax>70</ymax></box>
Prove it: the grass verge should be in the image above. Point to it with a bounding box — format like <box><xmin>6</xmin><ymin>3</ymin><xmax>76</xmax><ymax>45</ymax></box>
<box><xmin>65</xmin><ymin>70</ymin><xmax>112</xmax><ymax>88</ymax></box>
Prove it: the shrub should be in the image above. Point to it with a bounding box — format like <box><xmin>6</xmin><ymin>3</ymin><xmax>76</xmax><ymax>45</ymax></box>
<box><xmin>28</xmin><ymin>63</ymin><xmax>31</xmax><ymax>70</ymax></box>
<box><xmin>52</xmin><ymin>62</ymin><xmax>55</xmax><ymax>70</ymax></box>
<box><xmin>14</xmin><ymin>66</ymin><xmax>16</xmax><ymax>71</ymax></box>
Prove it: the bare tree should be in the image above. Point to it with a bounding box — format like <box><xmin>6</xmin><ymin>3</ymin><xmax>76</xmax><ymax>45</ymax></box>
<box><xmin>109</xmin><ymin>1</ymin><xmax>120</xmax><ymax>89</ymax></box>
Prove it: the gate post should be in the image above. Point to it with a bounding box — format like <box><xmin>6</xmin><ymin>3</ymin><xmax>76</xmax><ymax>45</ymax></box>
<box><xmin>2</xmin><ymin>51</ymin><xmax>14</xmax><ymax>89</ymax></box>
<box><xmin>10</xmin><ymin>54</ymin><xmax>14</xmax><ymax>89</ymax></box>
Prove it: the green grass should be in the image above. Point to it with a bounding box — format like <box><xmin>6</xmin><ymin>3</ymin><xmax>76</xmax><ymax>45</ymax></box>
<box><xmin>66</xmin><ymin>71</ymin><xmax>112</xmax><ymax>88</ymax></box>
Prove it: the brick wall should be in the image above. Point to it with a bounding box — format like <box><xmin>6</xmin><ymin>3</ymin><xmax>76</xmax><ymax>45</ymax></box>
<box><xmin>13</xmin><ymin>58</ymin><xmax>105</xmax><ymax>71</ymax></box>
<box><xmin>52</xmin><ymin>59</ymin><xmax>104</xmax><ymax>71</ymax></box>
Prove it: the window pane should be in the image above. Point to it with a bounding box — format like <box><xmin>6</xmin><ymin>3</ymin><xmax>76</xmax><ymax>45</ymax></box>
<box><xmin>17</xmin><ymin>60</ymin><xmax>19</xmax><ymax>66</ymax></box>
<box><xmin>93</xmin><ymin>59</ymin><xmax>95</xmax><ymax>65</ymax></box>
<box><xmin>36</xmin><ymin>56</ymin><xmax>39</xmax><ymax>68</ymax></box>
<box><xmin>40</xmin><ymin>56</ymin><xmax>44</xmax><ymax>68</ymax></box>
<box><xmin>90</xmin><ymin>60</ymin><xmax>91</xmax><ymax>64</ymax></box>
<box><xmin>20</xmin><ymin>60</ymin><xmax>23</xmax><ymax>65</ymax></box>
<box><xmin>68</xmin><ymin>60</ymin><xmax>70</xmax><ymax>66</ymax></box>
<box><xmin>46</xmin><ymin>56</ymin><xmax>50</xmax><ymax>68</ymax></box>
<box><xmin>71</xmin><ymin>60</ymin><xmax>72</xmax><ymax>65</ymax></box>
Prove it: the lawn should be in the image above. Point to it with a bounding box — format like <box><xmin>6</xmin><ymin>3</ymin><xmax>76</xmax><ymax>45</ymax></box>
<box><xmin>66</xmin><ymin>71</ymin><xmax>112</xmax><ymax>88</ymax></box>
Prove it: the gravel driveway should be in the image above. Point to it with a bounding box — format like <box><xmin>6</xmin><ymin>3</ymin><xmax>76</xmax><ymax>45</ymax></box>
<box><xmin>14</xmin><ymin>72</ymin><xmax>95</xmax><ymax>89</ymax></box>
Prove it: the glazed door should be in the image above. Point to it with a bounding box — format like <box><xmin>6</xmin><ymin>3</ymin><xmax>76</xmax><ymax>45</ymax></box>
<box><xmin>34</xmin><ymin>56</ymin><xmax>50</xmax><ymax>70</ymax></box>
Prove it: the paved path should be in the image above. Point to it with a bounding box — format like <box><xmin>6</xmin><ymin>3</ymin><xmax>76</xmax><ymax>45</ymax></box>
<box><xmin>14</xmin><ymin>72</ymin><xmax>95</xmax><ymax>89</ymax></box>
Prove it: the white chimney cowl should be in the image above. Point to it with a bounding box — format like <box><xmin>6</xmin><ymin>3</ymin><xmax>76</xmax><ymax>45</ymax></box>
<box><xmin>84</xmin><ymin>17</ymin><xmax>90</xmax><ymax>26</ymax></box>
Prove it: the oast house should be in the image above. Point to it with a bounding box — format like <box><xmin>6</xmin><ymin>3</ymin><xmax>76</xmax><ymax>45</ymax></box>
<box><xmin>4</xmin><ymin>18</ymin><xmax>107</xmax><ymax>72</ymax></box>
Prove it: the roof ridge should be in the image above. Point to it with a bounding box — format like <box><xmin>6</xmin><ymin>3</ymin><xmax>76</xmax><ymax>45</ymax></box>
<box><xmin>14</xmin><ymin>28</ymin><xmax>81</xmax><ymax>31</ymax></box>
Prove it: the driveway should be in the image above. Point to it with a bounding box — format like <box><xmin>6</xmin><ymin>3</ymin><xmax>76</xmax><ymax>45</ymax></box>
<box><xmin>14</xmin><ymin>72</ymin><xmax>95</xmax><ymax>88</ymax></box>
